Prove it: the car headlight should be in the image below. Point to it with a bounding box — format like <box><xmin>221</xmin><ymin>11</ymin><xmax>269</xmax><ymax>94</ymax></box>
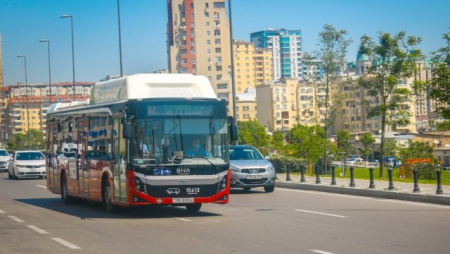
<box><xmin>15</xmin><ymin>164</ymin><xmax>25</xmax><ymax>168</ymax></box>
<box><xmin>231</xmin><ymin>165</ymin><xmax>240</xmax><ymax>172</ymax></box>
<box><xmin>267</xmin><ymin>165</ymin><xmax>275</xmax><ymax>172</ymax></box>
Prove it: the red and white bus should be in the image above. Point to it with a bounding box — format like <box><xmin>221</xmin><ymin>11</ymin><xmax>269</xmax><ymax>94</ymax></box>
<box><xmin>46</xmin><ymin>74</ymin><xmax>237</xmax><ymax>212</ymax></box>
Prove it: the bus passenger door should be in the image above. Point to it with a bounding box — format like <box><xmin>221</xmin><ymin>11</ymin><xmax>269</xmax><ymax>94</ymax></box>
<box><xmin>113</xmin><ymin>119</ymin><xmax>127</xmax><ymax>203</ymax></box>
<box><xmin>47</xmin><ymin>124</ymin><xmax>58</xmax><ymax>192</ymax></box>
<box><xmin>78</xmin><ymin>120</ymin><xmax>89</xmax><ymax>195</ymax></box>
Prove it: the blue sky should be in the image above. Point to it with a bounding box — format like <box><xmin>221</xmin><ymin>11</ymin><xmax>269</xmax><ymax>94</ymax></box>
<box><xmin>1</xmin><ymin>0</ymin><xmax>449</xmax><ymax>86</ymax></box>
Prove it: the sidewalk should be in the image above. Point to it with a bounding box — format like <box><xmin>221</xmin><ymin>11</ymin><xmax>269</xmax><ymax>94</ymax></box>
<box><xmin>275</xmin><ymin>173</ymin><xmax>450</xmax><ymax>206</ymax></box>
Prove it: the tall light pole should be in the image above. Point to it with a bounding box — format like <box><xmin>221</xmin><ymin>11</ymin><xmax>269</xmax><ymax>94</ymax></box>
<box><xmin>17</xmin><ymin>55</ymin><xmax>31</xmax><ymax>150</ymax></box>
<box><xmin>228</xmin><ymin>0</ymin><xmax>238</xmax><ymax>144</ymax></box>
<box><xmin>60</xmin><ymin>14</ymin><xmax>76</xmax><ymax>101</ymax></box>
<box><xmin>117</xmin><ymin>0</ymin><xmax>123</xmax><ymax>77</ymax></box>
<box><xmin>39</xmin><ymin>39</ymin><xmax>52</xmax><ymax>104</ymax></box>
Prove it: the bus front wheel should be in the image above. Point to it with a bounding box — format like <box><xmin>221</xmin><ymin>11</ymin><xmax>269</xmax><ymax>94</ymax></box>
<box><xmin>186</xmin><ymin>203</ymin><xmax>202</xmax><ymax>212</ymax></box>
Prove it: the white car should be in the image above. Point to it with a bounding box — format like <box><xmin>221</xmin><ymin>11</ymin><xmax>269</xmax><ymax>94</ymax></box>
<box><xmin>0</xmin><ymin>149</ymin><xmax>9</xmax><ymax>172</ymax></box>
<box><xmin>8</xmin><ymin>151</ymin><xmax>46</xmax><ymax>179</ymax></box>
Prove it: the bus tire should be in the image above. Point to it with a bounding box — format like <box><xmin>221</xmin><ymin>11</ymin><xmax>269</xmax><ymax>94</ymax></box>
<box><xmin>186</xmin><ymin>203</ymin><xmax>202</xmax><ymax>212</ymax></box>
<box><xmin>103</xmin><ymin>178</ymin><xmax>115</xmax><ymax>213</ymax></box>
<box><xmin>61</xmin><ymin>172</ymin><xmax>72</xmax><ymax>204</ymax></box>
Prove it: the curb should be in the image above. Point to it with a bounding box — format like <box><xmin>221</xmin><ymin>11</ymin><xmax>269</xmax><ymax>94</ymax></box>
<box><xmin>276</xmin><ymin>182</ymin><xmax>450</xmax><ymax>206</ymax></box>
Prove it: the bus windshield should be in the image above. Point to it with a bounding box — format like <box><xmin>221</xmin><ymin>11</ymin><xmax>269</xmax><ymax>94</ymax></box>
<box><xmin>131</xmin><ymin>117</ymin><xmax>228</xmax><ymax>165</ymax></box>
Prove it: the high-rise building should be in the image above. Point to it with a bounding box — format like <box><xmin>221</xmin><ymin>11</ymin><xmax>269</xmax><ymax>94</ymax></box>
<box><xmin>167</xmin><ymin>0</ymin><xmax>232</xmax><ymax>101</ymax></box>
<box><xmin>233</xmin><ymin>40</ymin><xmax>272</xmax><ymax>93</ymax></box>
<box><xmin>250</xmin><ymin>28</ymin><xmax>303</xmax><ymax>80</ymax></box>
<box><xmin>0</xmin><ymin>34</ymin><xmax>3</xmax><ymax>88</ymax></box>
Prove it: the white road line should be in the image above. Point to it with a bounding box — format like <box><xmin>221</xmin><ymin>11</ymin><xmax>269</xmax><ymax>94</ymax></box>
<box><xmin>311</xmin><ymin>250</ymin><xmax>335</xmax><ymax>254</ymax></box>
<box><xmin>51</xmin><ymin>238</ymin><xmax>81</xmax><ymax>250</ymax></box>
<box><xmin>8</xmin><ymin>216</ymin><xmax>25</xmax><ymax>223</ymax></box>
<box><xmin>296</xmin><ymin>209</ymin><xmax>346</xmax><ymax>218</ymax></box>
<box><xmin>174</xmin><ymin>217</ymin><xmax>192</xmax><ymax>222</ymax></box>
<box><xmin>37</xmin><ymin>185</ymin><xmax>47</xmax><ymax>189</ymax></box>
<box><xmin>26</xmin><ymin>225</ymin><xmax>49</xmax><ymax>234</ymax></box>
<box><xmin>0</xmin><ymin>209</ymin><xmax>5</xmax><ymax>213</ymax></box>
<box><xmin>374</xmin><ymin>199</ymin><xmax>450</xmax><ymax>209</ymax></box>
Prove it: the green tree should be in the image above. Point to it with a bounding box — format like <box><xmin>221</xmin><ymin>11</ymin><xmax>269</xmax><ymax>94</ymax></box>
<box><xmin>270</xmin><ymin>131</ymin><xmax>285</xmax><ymax>156</ymax></box>
<box><xmin>7</xmin><ymin>129</ymin><xmax>45</xmax><ymax>151</ymax></box>
<box><xmin>237</xmin><ymin>119</ymin><xmax>270</xmax><ymax>155</ymax></box>
<box><xmin>358</xmin><ymin>132</ymin><xmax>376</xmax><ymax>162</ymax></box>
<box><xmin>305</xmin><ymin>24</ymin><xmax>352</xmax><ymax>173</ymax></box>
<box><xmin>336</xmin><ymin>129</ymin><xmax>353</xmax><ymax>159</ymax></box>
<box><xmin>357</xmin><ymin>31</ymin><xmax>422</xmax><ymax>177</ymax></box>
<box><xmin>288</xmin><ymin>125</ymin><xmax>324</xmax><ymax>168</ymax></box>
<box><xmin>398</xmin><ymin>141</ymin><xmax>434</xmax><ymax>161</ymax></box>
<box><xmin>428</xmin><ymin>29</ymin><xmax>450</xmax><ymax>119</ymax></box>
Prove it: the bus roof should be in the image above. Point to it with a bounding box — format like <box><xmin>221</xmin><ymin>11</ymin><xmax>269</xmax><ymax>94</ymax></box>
<box><xmin>90</xmin><ymin>73</ymin><xmax>217</xmax><ymax>104</ymax></box>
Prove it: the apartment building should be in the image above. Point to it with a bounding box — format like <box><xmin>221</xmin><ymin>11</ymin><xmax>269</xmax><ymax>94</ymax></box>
<box><xmin>1</xmin><ymin>82</ymin><xmax>94</xmax><ymax>141</ymax></box>
<box><xmin>233</xmin><ymin>40</ymin><xmax>272</xmax><ymax>93</ymax></box>
<box><xmin>235</xmin><ymin>87</ymin><xmax>257</xmax><ymax>121</ymax></box>
<box><xmin>250</xmin><ymin>28</ymin><xmax>303</xmax><ymax>80</ymax></box>
<box><xmin>167</xmin><ymin>0</ymin><xmax>232</xmax><ymax>102</ymax></box>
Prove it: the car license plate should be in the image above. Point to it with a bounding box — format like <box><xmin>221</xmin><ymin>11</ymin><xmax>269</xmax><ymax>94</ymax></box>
<box><xmin>173</xmin><ymin>198</ymin><xmax>194</xmax><ymax>203</ymax></box>
<box><xmin>246</xmin><ymin>175</ymin><xmax>262</xmax><ymax>179</ymax></box>
<box><xmin>29</xmin><ymin>168</ymin><xmax>36</xmax><ymax>172</ymax></box>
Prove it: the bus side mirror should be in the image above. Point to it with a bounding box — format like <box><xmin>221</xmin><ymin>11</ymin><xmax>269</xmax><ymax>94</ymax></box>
<box><xmin>123</xmin><ymin>121</ymin><xmax>132</xmax><ymax>139</ymax></box>
<box><xmin>228</xmin><ymin>117</ymin><xmax>238</xmax><ymax>142</ymax></box>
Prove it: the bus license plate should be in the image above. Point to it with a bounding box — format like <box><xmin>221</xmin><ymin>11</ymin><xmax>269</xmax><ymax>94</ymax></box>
<box><xmin>173</xmin><ymin>198</ymin><xmax>194</xmax><ymax>203</ymax></box>
<box><xmin>247</xmin><ymin>175</ymin><xmax>262</xmax><ymax>179</ymax></box>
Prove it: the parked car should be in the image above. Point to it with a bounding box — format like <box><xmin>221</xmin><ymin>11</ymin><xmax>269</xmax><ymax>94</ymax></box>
<box><xmin>0</xmin><ymin>149</ymin><xmax>9</xmax><ymax>172</ymax></box>
<box><xmin>8</xmin><ymin>151</ymin><xmax>46</xmax><ymax>179</ymax></box>
<box><xmin>229</xmin><ymin>145</ymin><xmax>276</xmax><ymax>193</ymax></box>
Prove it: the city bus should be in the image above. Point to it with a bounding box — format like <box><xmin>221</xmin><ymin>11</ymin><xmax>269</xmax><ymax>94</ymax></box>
<box><xmin>45</xmin><ymin>73</ymin><xmax>237</xmax><ymax>213</ymax></box>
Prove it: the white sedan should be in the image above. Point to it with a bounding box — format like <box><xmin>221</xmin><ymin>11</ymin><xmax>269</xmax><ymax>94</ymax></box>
<box><xmin>8</xmin><ymin>151</ymin><xmax>46</xmax><ymax>179</ymax></box>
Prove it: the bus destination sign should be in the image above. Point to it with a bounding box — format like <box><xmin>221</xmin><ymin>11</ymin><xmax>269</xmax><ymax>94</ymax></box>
<box><xmin>147</xmin><ymin>105</ymin><xmax>214</xmax><ymax>116</ymax></box>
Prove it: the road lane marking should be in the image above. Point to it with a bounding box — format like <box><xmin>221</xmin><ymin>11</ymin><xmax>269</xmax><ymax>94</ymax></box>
<box><xmin>51</xmin><ymin>238</ymin><xmax>81</xmax><ymax>250</ymax></box>
<box><xmin>311</xmin><ymin>250</ymin><xmax>335</xmax><ymax>254</ymax></box>
<box><xmin>0</xmin><ymin>209</ymin><xmax>5</xmax><ymax>213</ymax></box>
<box><xmin>37</xmin><ymin>185</ymin><xmax>47</xmax><ymax>189</ymax></box>
<box><xmin>8</xmin><ymin>216</ymin><xmax>25</xmax><ymax>223</ymax></box>
<box><xmin>27</xmin><ymin>225</ymin><xmax>49</xmax><ymax>234</ymax></box>
<box><xmin>296</xmin><ymin>209</ymin><xmax>346</xmax><ymax>218</ymax></box>
<box><xmin>374</xmin><ymin>199</ymin><xmax>450</xmax><ymax>209</ymax></box>
<box><xmin>174</xmin><ymin>217</ymin><xmax>192</xmax><ymax>222</ymax></box>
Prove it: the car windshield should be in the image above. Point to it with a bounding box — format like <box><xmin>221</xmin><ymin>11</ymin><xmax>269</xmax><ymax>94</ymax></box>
<box><xmin>16</xmin><ymin>152</ymin><xmax>45</xmax><ymax>160</ymax></box>
<box><xmin>0</xmin><ymin>150</ymin><xmax>8</xmax><ymax>156</ymax></box>
<box><xmin>230</xmin><ymin>147</ymin><xmax>263</xmax><ymax>160</ymax></box>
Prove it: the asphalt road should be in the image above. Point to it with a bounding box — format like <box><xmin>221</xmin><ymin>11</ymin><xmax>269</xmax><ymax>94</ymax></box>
<box><xmin>0</xmin><ymin>172</ymin><xmax>449</xmax><ymax>254</ymax></box>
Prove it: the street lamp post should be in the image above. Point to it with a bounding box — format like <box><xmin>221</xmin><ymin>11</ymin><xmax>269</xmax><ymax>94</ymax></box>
<box><xmin>39</xmin><ymin>39</ymin><xmax>52</xmax><ymax>104</ymax></box>
<box><xmin>228</xmin><ymin>0</ymin><xmax>238</xmax><ymax>145</ymax></box>
<box><xmin>60</xmin><ymin>15</ymin><xmax>76</xmax><ymax>101</ymax></box>
<box><xmin>117</xmin><ymin>0</ymin><xmax>123</xmax><ymax>77</ymax></box>
<box><xmin>17</xmin><ymin>55</ymin><xmax>31</xmax><ymax>150</ymax></box>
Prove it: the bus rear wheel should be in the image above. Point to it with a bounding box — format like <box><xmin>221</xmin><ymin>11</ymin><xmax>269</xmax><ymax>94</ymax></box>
<box><xmin>61</xmin><ymin>173</ymin><xmax>73</xmax><ymax>204</ymax></box>
<box><xmin>103</xmin><ymin>179</ymin><xmax>115</xmax><ymax>213</ymax></box>
<box><xmin>186</xmin><ymin>203</ymin><xmax>202</xmax><ymax>212</ymax></box>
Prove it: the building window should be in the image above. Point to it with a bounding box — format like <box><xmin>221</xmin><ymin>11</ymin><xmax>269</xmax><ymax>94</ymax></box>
<box><xmin>215</xmin><ymin>48</ymin><xmax>221</xmax><ymax>53</ymax></box>
<box><xmin>217</xmin><ymin>83</ymin><xmax>228</xmax><ymax>89</ymax></box>
<box><xmin>207</xmin><ymin>40</ymin><xmax>211</xmax><ymax>45</ymax></box>
<box><xmin>216</xmin><ymin>75</ymin><xmax>222</xmax><ymax>80</ymax></box>
<box><xmin>206</xmin><ymin>22</ymin><xmax>210</xmax><ymax>26</ymax></box>
<box><xmin>205</xmin><ymin>12</ymin><xmax>209</xmax><ymax>17</ymax></box>
<box><xmin>190</xmin><ymin>23</ymin><xmax>194</xmax><ymax>28</ymax></box>
<box><xmin>205</xmin><ymin>3</ymin><xmax>209</xmax><ymax>8</ymax></box>
<box><xmin>213</xmin><ymin>2</ymin><xmax>225</xmax><ymax>8</ymax></box>
<box><xmin>190</xmin><ymin>13</ymin><xmax>194</xmax><ymax>18</ymax></box>
<box><xmin>206</xmin><ymin>31</ymin><xmax>210</xmax><ymax>36</ymax></box>
<box><xmin>207</xmin><ymin>49</ymin><xmax>211</xmax><ymax>53</ymax></box>
<box><xmin>216</xmin><ymin>66</ymin><xmax>222</xmax><ymax>71</ymax></box>
<box><xmin>216</xmin><ymin>56</ymin><xmax>222</xmax><ymax>63</ymax></box>
<box><xmin>215</xmin><ymin>38</ymin><xmax>221</xmax><ymax>44</ymax></box>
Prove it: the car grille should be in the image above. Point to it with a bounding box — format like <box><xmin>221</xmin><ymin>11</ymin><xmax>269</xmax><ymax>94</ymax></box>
<box><xmin>0</xmin><ymin>161</ymin><xmax>6</xmax><ymax>166</ymax></box>
<box><xmin>239</xmin><ymin>178</ymin><xmax>269</xmax><ymax>184</ymax></box>
<box><xmin>241</xmin><ymin>168</ymin><xmax>266</xmax><ymax>173</ymax></box>
<box><xmin>25</xmin><ymin>165</ymin><xmax>44</xmax><ymax>168</ymax></box>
